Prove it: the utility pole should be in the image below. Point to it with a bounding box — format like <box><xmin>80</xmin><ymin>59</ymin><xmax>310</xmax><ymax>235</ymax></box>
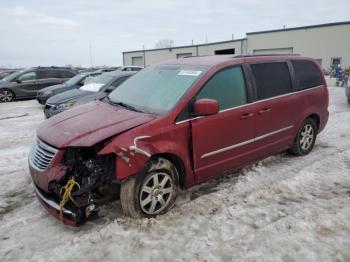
<box><xmin>142</xmin><ymin>45</ymin><xmax>146</xmax><ymax>67</ymax></box>
<box><xmin>89</xmin><ymin>44</ymin><xmax>93</xmax><ymax>67</ymax></box>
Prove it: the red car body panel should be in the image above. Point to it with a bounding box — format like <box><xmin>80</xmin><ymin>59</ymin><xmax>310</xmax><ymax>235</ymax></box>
<box><xmin>28</xmin><ymin>55</ymin><xmax>329</xmax><ymax>224</ymax></box>
<box><xmin>37</xmin><ymin>101</ymin><xmax>156</xmax><ymax>149</ymax></box>
<box><xmin>191</xmin><ymin>104</ymin><xmax>256</xmax><ymax>182</ymax></box>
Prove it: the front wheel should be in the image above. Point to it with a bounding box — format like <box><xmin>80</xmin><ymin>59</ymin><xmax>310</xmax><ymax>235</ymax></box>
<box><xmin>288</xmin><ymin>118</ymin><xmax>317</xmax><ymax>156</ymax></box>
<box><xmin>0</xmin><ymin>89</ymin><xmax>15</xmax><ymax>102</ymax></box>
<box><xmin>120</xmin><ymin>157</ymin><xmax>178</xmax><ymax>218</ymax></box>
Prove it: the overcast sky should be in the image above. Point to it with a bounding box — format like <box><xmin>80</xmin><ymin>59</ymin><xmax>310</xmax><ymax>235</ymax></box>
<box><xmin>0</xmin><ymin>0</ymin><xmax>349</xmax><ymax>68</ymax></box>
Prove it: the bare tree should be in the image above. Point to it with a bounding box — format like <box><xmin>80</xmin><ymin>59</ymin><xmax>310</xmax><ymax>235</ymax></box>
<box><xmin>155</xmin><ymin>39</ymin><xmax>174</xmax><ymax>48</ymax></box>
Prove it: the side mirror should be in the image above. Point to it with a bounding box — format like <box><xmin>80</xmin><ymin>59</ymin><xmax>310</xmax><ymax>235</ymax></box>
<box><xmin>105</xmin><ymin>86</ymin><xmax>115</xmax><ymax>93</ymax></box>
<box><xmin>15</xmin><ymin>79</ymin><xmax>22</xmax><ymax>84</ymax></box>
<box><xmin>193</xmin><ymin>98</ymin><xmax>219</xmax><ymax>116</ymax></box>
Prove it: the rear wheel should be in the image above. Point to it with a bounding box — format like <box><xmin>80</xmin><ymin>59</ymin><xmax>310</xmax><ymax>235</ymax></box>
<box><xmin>288</xmin><ymin>118</ymin><xmax>317</xmax><ymax>156</ymax></box>
<box><xmin>120</xmin><ymin>157</ymin><xmax>178</xmax><ymax>218</ymax></box>
<box><xmin>0</xmin><ymin>89</ymin><xmax>15</xmax><ymax>102</ymax></box>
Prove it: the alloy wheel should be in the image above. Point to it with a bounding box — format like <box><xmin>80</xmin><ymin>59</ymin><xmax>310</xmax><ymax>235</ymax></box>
<box><xmin>0</xmin><ymin>90</ymin><xmax>14</xmax><ymax>102</ymax></box>
<box><xmin>300</xmin><ymin>124</ymin><xmax>314</xmax><ymax>151</ymax></box>
<box><xmin>139</xmin><ymin>172</ymin><xmax>174</xmax><ymax>215</ymax></box>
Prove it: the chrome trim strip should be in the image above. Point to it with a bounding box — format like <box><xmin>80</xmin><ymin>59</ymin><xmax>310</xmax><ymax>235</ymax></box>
<box><xmin>201</xmin><ymin>138</ymin><xmax>255</xmax><ymax>159</ymax></box>
<box><xmin>254</xmin><ymin>125</ymin><xmax>293</xmax><ymax>142</ymax></box>
<box><xmin>175</xmin><ymin>85</ymin><xmax>323</xmax><ymax>125</ymax></box>
<box><xmin>200</xmin><ymin>125</ymin><xmax>293</xmax><ymax>159</ymax></box>
<box><xmin>176</xmin><ymin>116</ymin><xmax>203</xmax><ymax>125</ymax></box>
<box><xmin>34</xmin><ymin>185</ymin><xmax>75</xmax><ymax>217</ymax></box>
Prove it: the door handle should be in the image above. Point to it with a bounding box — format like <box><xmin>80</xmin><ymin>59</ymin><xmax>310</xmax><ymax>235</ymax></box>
<box><xmin>240</xmin><ymin>112</ymin><xmax>254</xmax><ymax>120</ymax></box>
<box><xmin>258</xmin><ymin>107</ymin><xmax>271</xmax><ymax>114</ymax></box>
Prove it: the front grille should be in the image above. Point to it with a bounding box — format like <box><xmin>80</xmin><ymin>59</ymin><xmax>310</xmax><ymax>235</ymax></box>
<box><xmin>29</xmin><ymin>138</ymin><xmax>58</xmax><ymax>171</ymax></box>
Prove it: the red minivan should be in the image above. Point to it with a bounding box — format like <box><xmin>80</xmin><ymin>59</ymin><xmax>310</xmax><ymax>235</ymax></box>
<box><xmin>28</xmin><ymin>55</ymin><xmax>329</xmax><ymax>225</ymax></box>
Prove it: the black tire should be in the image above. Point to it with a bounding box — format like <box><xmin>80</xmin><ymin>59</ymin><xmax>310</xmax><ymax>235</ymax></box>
<box><xmin>120</xmin><ymin>157</ymin><xmax>178</xmax><ymax>218</ymax></box>
<box><xmin>288</xmin><ymin>118</ymin><xmax>317</xmax><ymax>156</ymax></box>
<box><xmin>0</xmin><ymin>89</ymin><xmax>15</xmax><ymax>102</ymax></box>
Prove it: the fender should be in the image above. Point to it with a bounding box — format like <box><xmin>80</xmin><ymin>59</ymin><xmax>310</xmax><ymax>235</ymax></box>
<box><xmin>98</xmin><ymin>127</ymin><xmax>194</xmax><ymax>184</ymax></box>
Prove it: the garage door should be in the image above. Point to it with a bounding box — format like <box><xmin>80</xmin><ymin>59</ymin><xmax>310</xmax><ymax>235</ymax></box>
<box><xmin>253</xmin><ymin>47</ymin><xmax>293</xmax><ymax>55</ymax></box>
<box><xmin>132</xmin><ymin>56</ymin><xmax>144</xmax><ymax>66</ymax></box>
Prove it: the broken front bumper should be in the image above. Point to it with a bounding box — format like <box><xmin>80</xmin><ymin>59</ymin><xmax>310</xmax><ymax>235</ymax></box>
<box><xmin>33</xmin><ymin>183</ymin><xmax>85</xmax><ymax>226</ymax></box>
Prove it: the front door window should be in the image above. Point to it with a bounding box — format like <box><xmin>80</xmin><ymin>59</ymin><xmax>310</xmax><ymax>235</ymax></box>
<box><xmin>17</xmin><ymin>72</ymin><xmax>36</xmax><ymax>82</ymax></box>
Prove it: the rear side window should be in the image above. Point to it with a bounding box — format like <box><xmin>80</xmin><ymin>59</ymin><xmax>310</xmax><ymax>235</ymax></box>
<box><xmin>196</xmin><ymin>66</ymin><xmax>247</xmax><ymax>110</ymax></box>
<box><xmin>38</xmin><ymin>70</ymin><xmax>60</xmax><ymax>79</ymax></box>
<box><xmin>250</xmin><ymin>62</ymin><xmax>292</xmax><ymax>100</ymax></box>
<box><xmin>60</xmin><ymin>70</ymin><xmax>75</xmax><ymax>78</ymax></box>
<box><xmin>292</xmin><ymin>60</ymin><xmax>322</xmax><ymax>90</ymax></box>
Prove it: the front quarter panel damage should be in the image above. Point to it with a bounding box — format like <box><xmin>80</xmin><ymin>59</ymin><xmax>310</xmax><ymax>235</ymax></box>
<box><xmin>99</xmin><ymin>135</ymin><xmax>155</xmax><ymax>180</ymax></box>
<box><xmin>98</xmin><ymin>121</ymin><xmax>194</xmax><ymax>186</ymax></box>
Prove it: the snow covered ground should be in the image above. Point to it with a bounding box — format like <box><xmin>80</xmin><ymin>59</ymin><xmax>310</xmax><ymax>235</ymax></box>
<box><xmin>0</xmin><ymin>86</ymin><xmax>349</xmax><ymax>262</ymax></box>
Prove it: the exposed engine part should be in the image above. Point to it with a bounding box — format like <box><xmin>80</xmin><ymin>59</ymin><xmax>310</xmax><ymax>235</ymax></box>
<box><xmin>85</xmin><ymin>204</ymin><xmax>96</xmax><ymax>218</ymax></box>
<box><xmin>47</xmin><ymin>145</ymin><xmax>119</xmax><ymax>224</ymax></box>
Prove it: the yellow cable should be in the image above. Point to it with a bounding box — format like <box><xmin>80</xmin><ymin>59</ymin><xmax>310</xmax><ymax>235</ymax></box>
<box><xmin>59</xmin><ymin>177</ymin><xmax>80</xmax><ymax>222</ymax></box>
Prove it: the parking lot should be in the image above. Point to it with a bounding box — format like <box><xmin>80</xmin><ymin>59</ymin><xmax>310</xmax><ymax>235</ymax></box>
<box><xmin>0</xmin><ymin>85</ymin><xmax>349</xmax><ymax>261</ymax></box>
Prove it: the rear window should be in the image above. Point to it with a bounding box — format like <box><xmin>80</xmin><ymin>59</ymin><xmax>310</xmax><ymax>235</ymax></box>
<box><xmin>250</xmin><ymin>62</ymin><xmax>292</xmax><ymax>100</ymax></box>
<box><xmin>292</xmin><ymin>60</ymin><xmax>322</xmax><ymax>90</ymax></box>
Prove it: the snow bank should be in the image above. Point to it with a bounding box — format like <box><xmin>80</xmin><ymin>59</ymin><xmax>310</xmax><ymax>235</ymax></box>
<box><xmin>0</xmin><ymin>88</ymin><xmax>349</xmax><ymax>261</ymax></box>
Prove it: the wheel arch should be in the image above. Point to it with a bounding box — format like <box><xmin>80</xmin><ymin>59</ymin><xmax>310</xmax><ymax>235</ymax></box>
<box><xmin>0</xmin><ymin>87</ymin><xmax>16</xmax><ymax>100</ymax></box>
<box><xmin>306</xmin><ymin>113</ymin><xmax>320</xmax><ymax>131</ymax></box>
<box><xmin>150</xmin><ymin>153</ymin><xmax>186</xmax><ymax>188</ymax></box>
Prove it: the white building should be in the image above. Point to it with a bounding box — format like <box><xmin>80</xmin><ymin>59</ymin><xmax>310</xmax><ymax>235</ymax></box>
<box><xmin>122</xmin><ymin>21</ymin><xmax>350</xmax><ymax>69</ymax></box>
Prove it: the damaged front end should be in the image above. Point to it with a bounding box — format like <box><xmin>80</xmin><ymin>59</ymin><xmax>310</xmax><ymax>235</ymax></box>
<box><xmin>41</xmin><ymin>144</ymin><xmax>119</xmax><ymax>225</ymax></box>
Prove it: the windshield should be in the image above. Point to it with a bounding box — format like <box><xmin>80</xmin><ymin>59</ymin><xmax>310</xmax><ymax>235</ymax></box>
<box><xmin>64</xmin><ymin>74</ymin><xmax>86</xmax><ymax>85</ymax></box>
<box><xmin>108</xmin><ymin>65</ymin><xmax>207</xmax><ymax>114</ymax></box>
<box><xmin>87</xmin><ymin>74</ymin><xmax>113</xmax><ymax>85</ymax></box>
<box><xmin>80</xmin><ymin>74</ymin><xmax>114</xmax><ymax>92</ymax></box>
<box><xmin>2</xmin><ymin>69</ymin><xmax>26</xmax><ymax>82</ymax></box>
<box><xmin>0</xmin><ymin>71</ymin><xmax>14</xmax><ymax>79</ymax></box>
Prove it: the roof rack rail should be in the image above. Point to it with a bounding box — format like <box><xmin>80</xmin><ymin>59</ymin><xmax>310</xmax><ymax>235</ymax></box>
<box><xmin>33</xmin><ymin>66</ymin><xmax>74</xmax><ymax>69</ymax></box>
<box><xmin>181</xmin><ymin>55</ymin><xmax>211</xmax><ymax>59</ymax></box>
<box><xmin>234</xmin><ymin>54</ymin><xmax>300</xmax><ymax>58</ymax></box>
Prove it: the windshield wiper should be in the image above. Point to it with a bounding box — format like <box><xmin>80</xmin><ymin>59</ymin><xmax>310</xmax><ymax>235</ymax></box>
<box><xmin>105</xmin><ymin>96</ymin><xmax>143</xmax><ymax>113</ymax></box>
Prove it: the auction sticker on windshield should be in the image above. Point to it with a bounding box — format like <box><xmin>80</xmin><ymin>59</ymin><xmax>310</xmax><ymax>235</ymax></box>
<box><xmin>178</xmin><ymin>70</ymin><xmax>202</xmax><ymax>76</ymax></box>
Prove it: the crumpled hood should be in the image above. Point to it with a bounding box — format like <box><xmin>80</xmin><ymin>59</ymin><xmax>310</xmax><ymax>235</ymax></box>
<box><xmin>47</xmin><ymin>89</ymin><xmax>92</xmax><ymax>105</ymax></box>
<box><xmin>37</xmin><ymin>101</ymin><xmax>155</xmax><ymax>148</ymax></box>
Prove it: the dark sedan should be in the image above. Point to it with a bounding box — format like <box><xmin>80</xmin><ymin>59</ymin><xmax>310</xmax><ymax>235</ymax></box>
<box><xmin>44</xmin><ymin>71</ymin><xmax>136</xmax><ymax>118</ymax></box>
<box><xmin>36</xmin><ymin>71</ymin><xmax>101</xmax><ymax>104</ymax></box>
